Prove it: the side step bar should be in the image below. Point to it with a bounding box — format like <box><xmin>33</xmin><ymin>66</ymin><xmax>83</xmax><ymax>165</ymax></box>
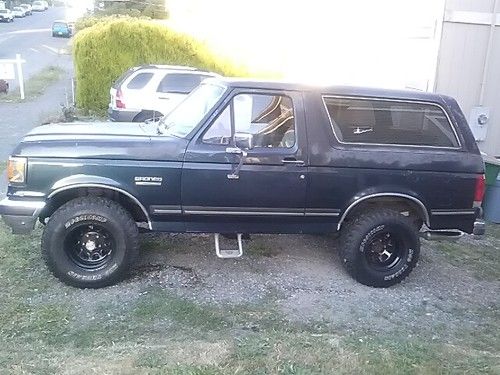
<box><xmin>214</xmin><ymin>233</ymin><xmax>243</xmax><ymax>258</ymax></box>
<box><xmin>420</xmin><ymin>230</ymin><xmax>464</xmax><ymax>241</ymax></box>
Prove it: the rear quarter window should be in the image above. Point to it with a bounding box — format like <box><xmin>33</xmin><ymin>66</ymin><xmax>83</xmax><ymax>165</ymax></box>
<box><xmin>126</xmin><ymin>72</ymin><xmax>154</xmax><ymax>90</ymax></box>
<box><xmin>323</xmin><ymin>97</ymin><xmax>460</xmax><ymax>148</ymax></box>
<box><xmin>157</xmin><ymin>73</ymin><xmax>209</xmax><ymax>94</ymax></box>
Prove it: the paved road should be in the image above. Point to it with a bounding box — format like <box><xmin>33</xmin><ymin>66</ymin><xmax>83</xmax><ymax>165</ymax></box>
<box><xmin>0</xmin><ymin>6</ymin><xmax>72</xmax><ymax>86</ymax></box>
<box><xmin>0</xmin><ymin>6</ymin><xmax>75</xmax><ymax>192</ymax></box>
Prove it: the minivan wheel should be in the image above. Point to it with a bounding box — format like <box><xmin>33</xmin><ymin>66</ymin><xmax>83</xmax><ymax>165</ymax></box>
<box><xmin>133</xmin><ymin>111</ymin><xmax>163</xmax><ymax>123</ymax></box>
<box><xmin>41</xmin><ymin>196</ymin><xmax>139</xmax><ymax>288</ymax></box>
<box><xmin>340</xmin><ymin>209</ymin><xmax>420</xmax><ymax>287</ymax></box>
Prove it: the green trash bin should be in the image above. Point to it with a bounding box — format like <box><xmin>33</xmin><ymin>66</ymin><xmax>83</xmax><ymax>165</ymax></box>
<box><xmin>485</xmin><ymin>162</ymin><xmax>500</xmax><ymax>186</ymax></box>
<box><xmin>484</xmin><ymin>178</ymin><xmax>500</xmax><ymax>223</ymax></box>
<box><xmin>482</xmin><ymin>157</ymin><xmax>500</xmax><ymax>221</ymax></box>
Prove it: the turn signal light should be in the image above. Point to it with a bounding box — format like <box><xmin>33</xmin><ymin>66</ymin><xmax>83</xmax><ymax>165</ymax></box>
<box><xmin>7</xmin><ymin>157</ymin><xmax>27</xmax><ymax>184</ymax></box>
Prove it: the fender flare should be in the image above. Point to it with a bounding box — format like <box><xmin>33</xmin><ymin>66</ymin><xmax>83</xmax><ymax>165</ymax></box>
<box><xmin>47</xmin><ymin>175</ymin><xmax>151</xmax><ymax>230</ymax></box>
<box><xmin>337</xmin><ymin>192</ymin><xmax>430</xmax><ymax>231</ymax></box>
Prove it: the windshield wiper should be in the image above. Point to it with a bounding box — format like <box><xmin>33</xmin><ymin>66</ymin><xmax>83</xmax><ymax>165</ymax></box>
<box><xmin>156</xmin><ymin>117</ymin><xmax>166</xmax><ymax>135</ymax></box>
<box><xmin>156</xmin><ymin>117</ymin><xmax>177</xmax><ymax>135</ymax></box>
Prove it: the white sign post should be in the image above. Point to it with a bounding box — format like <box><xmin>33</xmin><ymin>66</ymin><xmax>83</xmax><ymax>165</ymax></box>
<box><xmin>0</xmin><ymin>54</ymin><xmax>26</xmax><ymax>99</ymax></box>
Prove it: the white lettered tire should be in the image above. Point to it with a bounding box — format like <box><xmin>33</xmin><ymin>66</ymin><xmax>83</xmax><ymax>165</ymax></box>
<box><xmin>340</xmin><ymin>209</ymin><xmax>420</xmax><ymax>287</ymax></box>
<box><xmin>41</xmin><ymin>196</ymin><xmax>139</xmax><ymax>288</ymax></box>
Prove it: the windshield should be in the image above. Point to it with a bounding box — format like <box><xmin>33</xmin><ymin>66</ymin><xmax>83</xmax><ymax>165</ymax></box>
<box><xmin>158</xmin><ymin>82</ymin><xmax>226</xmax><ymax>138</ymax></box>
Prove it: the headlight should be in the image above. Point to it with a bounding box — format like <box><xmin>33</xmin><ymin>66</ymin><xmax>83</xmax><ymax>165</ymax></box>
<box><xmin>7</xmin><ymin>157</ymin><xmax>27</xmax><ymax>184</ymax></box>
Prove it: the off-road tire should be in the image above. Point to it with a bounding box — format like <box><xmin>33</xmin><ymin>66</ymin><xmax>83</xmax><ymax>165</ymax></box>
<box><xmin>340</xmin><ymin>208</ymin><xmax>420</xmax><ymax>287</ymax></box>
<box><xmin>41</xmin><ymin>196</ymin><xmax>139</xmax><ymax>288</ymax></box>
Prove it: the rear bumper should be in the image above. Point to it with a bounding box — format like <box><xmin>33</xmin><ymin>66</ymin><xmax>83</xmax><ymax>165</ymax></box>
<box><xmin>0</xmin><ymin>198</ymin><xmax>45</xmax><ymax>234</ymax></box>
<box><xmin>473</xmin><ymin>220</ymin><xmax>485</xmax><ymax>236</ymax></box>
<box><xmin>108</xmin><ymin>107</ymin><xmax>139</xmax><ymax>122</ymax></box>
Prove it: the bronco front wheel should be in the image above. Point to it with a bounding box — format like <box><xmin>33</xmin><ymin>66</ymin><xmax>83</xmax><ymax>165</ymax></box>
<box><xmin>340</xmin><ymin>208</ymin><xmax>420</xmax><ymax>287</ymax></box>
<box><xmin>41</xmin><ymin>196</ymin><xmax>139</xmax><ymax>288</ymax></box>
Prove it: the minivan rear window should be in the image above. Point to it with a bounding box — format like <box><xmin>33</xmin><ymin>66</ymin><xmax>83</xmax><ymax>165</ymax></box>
<box><xmin>323</xmin><ymin>97</ymin><xmax>460</xmax><ymax>148</ymax></box>
<box><xmin>157</xmin><ymin>73</ymin><xmax>209</xmax><ymax>94</ymax></box>
<box><xmin>126</xmin><ymin>72</ymin><xmax>154</xmax><ymax>90</ymax></box>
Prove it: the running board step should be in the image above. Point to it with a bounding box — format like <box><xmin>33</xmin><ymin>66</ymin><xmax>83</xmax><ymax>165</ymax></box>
<box><xmin>420</xmin><ymin>230</ymin><xmax>464</xmax><ymax>241</ymax></box>
<box><xmin>215</xmin><ymin>233</ymin><xmax>243</xmax><ymax>258</ymax></box>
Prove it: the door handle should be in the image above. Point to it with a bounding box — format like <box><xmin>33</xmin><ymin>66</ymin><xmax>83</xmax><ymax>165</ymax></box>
<box><xmin>225</xmin><ymin>147</ymin><xmax>247</xmax><ymax>180</ymax></box>
<box><xmin>225</xmin><ymin>147</ymin><xmax>246</xmax><ymax>156</ymax></box>
<box><xmin>282</xmin><ymin>158</ymin><xmax>305</xmax><ymax>165</ymax></box>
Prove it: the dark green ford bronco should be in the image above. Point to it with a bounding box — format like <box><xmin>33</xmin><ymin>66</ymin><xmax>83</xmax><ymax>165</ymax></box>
<box><xmin>0</xmin><ymin>79</ymin><xmax>485</xmax><ymax>288</ymax></box>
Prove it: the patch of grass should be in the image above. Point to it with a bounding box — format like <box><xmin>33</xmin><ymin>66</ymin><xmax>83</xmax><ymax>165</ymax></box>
<box><xmin>0</xmin><ymin>303</ymin><xmax>71</xmax><ymax>344</ymax></box>
<box><xmin>0</xmin><ymin>66</ymin><xmax>65</xmax><ymax>103</ymax></box>
<box><xmin>434</xmin><ymin>226</ymin><xmax>500</xmax><ymax>280</ymax></box>
<box><xmin>132</xmin><ymin>286</ymin><xmax>229</xmax><ymax>332</ymax></box>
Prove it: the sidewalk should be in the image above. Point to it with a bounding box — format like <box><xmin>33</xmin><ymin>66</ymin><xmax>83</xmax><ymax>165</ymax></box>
<box><xmin>0</xmin><ymin>69</ymin><xmax>74</xmax><ymax>196</ymax></box>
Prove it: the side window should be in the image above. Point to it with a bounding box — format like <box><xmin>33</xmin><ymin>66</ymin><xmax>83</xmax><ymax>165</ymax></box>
<box><xmin>202</xmin><ymin>94</ymin><xmax>295</xmax><ymax>148</ymax></box>
<box><xmin>323</xmin><ymin>97</ymin><xmax>460</xmax><ymax>148</ymax></box>
<box><xmin>126</xmin><ymin>72</ymin><xmax>153</xmax><ymax>90</ymax></box>
<box><xmin>157</xmin><ymin>73</ymin><xmax>207</xmax><ymax>94</ymax></box>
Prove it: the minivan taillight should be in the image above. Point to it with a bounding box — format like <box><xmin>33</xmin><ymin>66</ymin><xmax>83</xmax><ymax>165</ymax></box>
<box><xmin>474</xmin><ymin>174</ymin><xmax>486</xmax><ymax>207</ymax></box>
<box><xmin>115</xmin><ymin>89</ymin><xmax>126</xmax><ymax>109</ymax></box>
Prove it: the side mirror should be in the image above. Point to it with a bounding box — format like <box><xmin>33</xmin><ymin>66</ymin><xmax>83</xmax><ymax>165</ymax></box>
<box><xmin>234</xmin><ymin>132</ymin><xmax>254</xmax><ymax>150</ymax></box>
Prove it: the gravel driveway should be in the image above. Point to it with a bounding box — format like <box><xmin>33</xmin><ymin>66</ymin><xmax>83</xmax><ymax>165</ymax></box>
<box><xmin>1</xmin><ymin>223</ymin><xmax>498</xmax><ymax>373</ymax></box>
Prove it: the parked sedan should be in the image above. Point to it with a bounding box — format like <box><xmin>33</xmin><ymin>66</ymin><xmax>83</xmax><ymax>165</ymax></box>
<box><xmin>52</xmin><ymin>21</ymin><xmax>72</xmax><ymax>38</ymax></box>
<box><xmin>0</xmin><ymin>9</ymin><xmax>14</xmax><ymax>22</ymax></box>
<box><xmin>20</xmin><ymin>4</ymin><xmax>32</xmax><ymax>15</ymax></box>
<box><xmin>12</xmin><ymin>7</ymin><xmax>26</xmax><ymax>18</ymax></box>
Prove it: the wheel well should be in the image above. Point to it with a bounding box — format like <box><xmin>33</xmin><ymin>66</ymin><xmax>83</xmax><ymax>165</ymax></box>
<box><xmin>40</xmin><ymin>187</ymin><xmax>149</xmax><ymax>226</ymax></box>
<box><xmin>132</xmin><ymin>110</ymin><xmax>163</xmax><ymax>122</ymax></box>
<box><xmin>338</xmin><ymin>196</ymin><xmax>429</xmax><ymax>230</ymax></box>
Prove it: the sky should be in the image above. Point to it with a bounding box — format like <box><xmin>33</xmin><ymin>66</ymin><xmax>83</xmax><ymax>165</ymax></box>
<box><xmin>168</xmin><ymin>0</ymin><xmax>446</xmax><ymax>90</ymax></box>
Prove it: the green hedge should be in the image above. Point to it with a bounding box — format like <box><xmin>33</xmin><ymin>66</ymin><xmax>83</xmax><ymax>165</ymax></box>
<box><xmin>73</xmin><ymin>18</ymin><xmax>249</xmax><ymax>112</ymax></box>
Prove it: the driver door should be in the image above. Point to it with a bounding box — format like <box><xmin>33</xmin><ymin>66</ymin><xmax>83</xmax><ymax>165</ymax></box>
<box><xmin>181</xmin><ymin>90</ymin><xmax>308</xmax><ymax>233</ymax></box>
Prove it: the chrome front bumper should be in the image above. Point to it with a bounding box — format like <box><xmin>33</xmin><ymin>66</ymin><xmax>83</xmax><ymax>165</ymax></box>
<box><xmin>0</xmin><ymin>198</ymin><xmax>46</xmax><ymax>234</ymax></box>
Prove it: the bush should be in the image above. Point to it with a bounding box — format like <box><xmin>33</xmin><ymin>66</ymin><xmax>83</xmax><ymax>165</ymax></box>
<box><xmin>73</xmin><ymin>18</ymin><xmax>249</xmax><ymax>112</ymax></box>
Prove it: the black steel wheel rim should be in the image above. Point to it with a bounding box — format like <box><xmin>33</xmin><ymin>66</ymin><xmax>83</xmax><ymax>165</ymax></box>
<box><xmin>364</xmin><ymin>230</ymin><xmax>407</xmax><ymax>271</ymax></box>
<box><xmin>64</xmin><ymin>223</ymin><xmax>115</xmax><ymax>270</ymax></box>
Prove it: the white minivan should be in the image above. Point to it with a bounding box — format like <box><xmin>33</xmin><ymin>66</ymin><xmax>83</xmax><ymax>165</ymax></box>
<box><xmin>108</xmin><ymin>65</ymin><xmax>220</xmax><ymax>122</ymax></box>
<box><xmin>32</xmin><ymin>1</ymin><xmax>46</xmax><ymax>11</ymax></box>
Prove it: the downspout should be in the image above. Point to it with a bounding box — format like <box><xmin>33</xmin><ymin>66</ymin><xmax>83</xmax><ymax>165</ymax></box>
<box><xmin>479</xmin><ymin>0</ymin><xmax>499</xmax><ymax>105</ymax></box>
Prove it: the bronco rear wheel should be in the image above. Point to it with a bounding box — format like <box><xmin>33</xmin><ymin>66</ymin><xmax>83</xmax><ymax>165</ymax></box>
<box><xmin>340</xmin><ymin>208</ymin><xmax>420</xmax><ymax>287</ymax></box>
<box><xmin>41</xmin><ymin>196</ymin><xmax>139</xmax><ymax>288</ymax></box>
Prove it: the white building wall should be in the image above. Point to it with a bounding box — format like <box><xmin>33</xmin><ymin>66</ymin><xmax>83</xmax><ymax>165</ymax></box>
<box><xmin>435</xmin><ymin>0</ymin><xmax>500</xmax><ymax>156</ymax></box>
